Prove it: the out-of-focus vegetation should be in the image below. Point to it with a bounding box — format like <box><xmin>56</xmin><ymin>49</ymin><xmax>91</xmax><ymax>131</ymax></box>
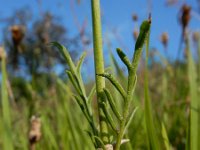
<box><xmin>0</xmin><ymin>0</ymin><xmax>200</xmax><ymax>149</ymax></box>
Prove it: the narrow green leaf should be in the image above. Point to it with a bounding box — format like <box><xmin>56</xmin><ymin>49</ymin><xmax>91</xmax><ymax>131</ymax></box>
<box><xmin>1</xmin><ymin>47</ymin><xmax>13</xmax><ymax>150</ymax></box>
<box><xmin>116</xmin><ymin>48</ymin><xmax>132</xmax><ymax>71</ymax></box>
<box><xmin>110</xmin><ymin>52</ymin><xmax>126</xmax><ymax>82</ymax></box>
<box><xmin>132</xmin><ymin>20</ymin><xmax>151</xmax><ymax>70</ymax></box>
<box><xmin>186</xmin><ymin>38</ymin><xmax>199</xmax><ymax>150</ymax></box>
<box><xmin>76</xmin><ymin>51</ymin><xmax>87</xmax><ymax>74</ymax></box>
<box><xmin>103</xmin><ymin>88</ymin><xmax>122</xmax><ymax>121</ymax></box>
<box><xmin>66</xmin><ymin>70</ymin><xmax>81</xmax><ymax>95</ymax></box>
<box><xmin>85</xmin><ymin>130</ymin><xmax>98</xmax><ymax>148</ymax></box>
<box><xmin>102</xmin><ymin>102</ymin><xmax>118</xmax><ymax>133</ymax></box>
<box><xmin>53</xmin><ymin>42</ymin><xmax>87</xmax><ymax>98</ymax></box>
<box><xmin>65</xmin><ymin>107</ymin><xmax>81</xmax><ymax>150</ymax></box>
<box><xmin>75</xmin><ymin>52</ymin><xmax>87</xmax><ymax>98</ymax></box>
<box><xmin>97</xmin><ymin>73</ymin><xmax>126</xmax><ymax>100</ymax></box>
<box><xmin>51</xmin><ymin>42</ymin><xmax>76</xmax><ymax>74</ymax></box>
<box><xmin>132</xmin><ymin>75</ymin><xmax>137</xmax><ymax>93</ymax></box>
<box><xmin>73</xmin><ymin>95</ymin><xmax>92</xmax><ymax>124</ymax></box>
<box><xmin>93</xmin><ymin>136</ymin><xmax>106</xmax><ymax>150</ymax></box>
<box><xmin>42</xmin><ymin>116</ymin><xmax>59</xmax><ymax>149</ymax></box>
<box><xmin>124</xmin><ymin>107</ymin><xmax>138</xmax><ymax>134</ymax></box>
<box><xmin>88</xmin><ymin>85</ymin><xmax>96</xmax><ymax>104</ymax></box>
<box><xmin>144</xmin><ymin>18</ymin><xmax>161</xmax><ymax>150</ymax></box>
<box><xmin>72</xmin><ymin>73</ymin><xmax>87</xmax><ymax>98</ymax></box>
<box><xmin>161</xmin><ymin>122</ymin><xmax>171</xmax><ymax>150</ymax></box>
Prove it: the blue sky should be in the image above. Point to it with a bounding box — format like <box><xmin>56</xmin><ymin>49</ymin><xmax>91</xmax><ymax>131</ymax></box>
<box><xmin>1</xmin><ymin>0</ymin><xmax>200</xmax><ymax>78</ymax></box>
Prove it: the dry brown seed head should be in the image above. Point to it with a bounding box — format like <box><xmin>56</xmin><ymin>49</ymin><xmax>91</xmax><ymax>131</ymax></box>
<box><xmin>10</xmin><ymin>25</ymin><xmax>25</xmax><ymax>46</ymax></box>
<box><xmin>29</xmin><ymin>116</ymin><xmax>41</xmax><ymax>145</ymax></box>
<box><xmin>160</xmin><ymin>32</ymin><xmax>169</xmax><ymax>48</ymax></box>
<box><xmin>180</xmin><ymin>4</ymin><xmax>191</xmax><ymax>31</ymax></box>
<box><xmin>132</xmin><ymin>14</ymin><xmax>138</xmax><ymax>21</ymax></box>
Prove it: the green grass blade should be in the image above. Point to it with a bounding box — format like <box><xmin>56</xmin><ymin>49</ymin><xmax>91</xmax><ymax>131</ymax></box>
<box><xmin>124</xmin><ymin>107</ymin><xmax>138</xmax><ymax>133</ymax></box>
<box><xmin>88</xmin><ymin>85</ymin><xmax>96</xmax><ymax>104</ymax></box>
<box><xmin>42</xmin><ymin>116</ymin><xmax>59</xmax><ymax>150</ymax></box>
<box><xmin>144</xmin><ymin>21</ymin><xmax>161</xmax><ymax>150</ymax></box>
<box><xmin>161</xmin><ymin>123</ymin><xmax>171</xmax><ymax>150</ymax></box>
<box><xmin>76</xmin><ymin>51</ymin><xmax>87</xmax><ymax>74</ymax></box>
<box><xmin>0</xmin><ymin>47</ymin><xmax>13</xmax><ymax>150</ymax></box>
<box><xmin>186</xmin><ymin>38</ymin><xmax>199</xmax><ymax>150</ymax></box>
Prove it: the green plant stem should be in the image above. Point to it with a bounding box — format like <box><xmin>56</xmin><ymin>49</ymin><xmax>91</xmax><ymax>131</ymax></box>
<box><xmin>115</xmin><ymin>20</ymin><xmax>151</xmax><ymax>150</ymax></box>
<box><xmin>115</xmin><ymin>33</ymin><xmax>143</xmax><ymax>150</ymax></box>
<box><xmin>91</xmin><ymin>0</ymin><xmax>109</xmax><ymax>144</ymax></box>
<box><xmin>115</xmin><ymin>70</ymin><xmax>135</xmax><ymax>150</ymax></box>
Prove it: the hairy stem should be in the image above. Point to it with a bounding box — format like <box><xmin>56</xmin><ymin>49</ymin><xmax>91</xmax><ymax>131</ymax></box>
<box><xmin>115</xmin><ymin>20</ymin><xmax>151</xmax><ymax>150</ymax></box>
<box><xmin>115</xmin><ymin>70</ymin><xmax>135</xmax><ymax>150</ymax></box>
<box><xmin>91</xmin><ymin>0</ymin><xmax>109</xmax><ymax>144</ymax></box>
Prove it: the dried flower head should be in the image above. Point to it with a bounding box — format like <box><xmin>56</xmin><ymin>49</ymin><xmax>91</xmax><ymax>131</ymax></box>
<box><xmin>160</xmin><ymin>32</ymin><xmax>169</xmax><ymax>48</ymax></box>
<box><xmin>29</xmin><ymin>115</ymin><xmax>41</xmax><ymax>146</ymax></box>
<box><xmin>180</xmin><ymin>4</ymin><xmax>191</xmax><ymax>35</ymax></box>
<box><xmin>132</xmin><ymin>14</ymin><xmax>138</xmax><ymax>22</ymax></box>
<box><xmin>10</xmin><ymin>25</ymin><xmax>25</xmax><ymax>47</ymax></box>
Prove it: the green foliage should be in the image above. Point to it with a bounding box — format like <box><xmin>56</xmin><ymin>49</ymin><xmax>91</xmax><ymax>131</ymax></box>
<box><xmin>99</xmin><ymin>20</ymin><xmax>151</xmax><ymax>150</ymax></box>
<box><xmin>185</xmin><ymin>37</ymin><xmax>200</xmax><ymax>150</ymax></box>
<box><xmin>161</xmin><ymin>122</ymin><xmax>171</xmax><ymax>150</ymax></box>
<box><xmin>0</xmin><ymin>47</ymin><xmax>14</xmax><ymax>150</ymax></box>
<box><xmin>144</xmin><ymin>20</ymin><xmax>161</xmax><ymax>150</ymax></box>
<box><xmin>52</xmin><ymin>18</ymin><xmax>151</xmax><ymax>150</ymax></box>
<box><xmin>0</xmin><ymin>2</ymin><xmax>200</xmax><ymax>150</ymax></box>
<box><xmin>52</xmin><ymin>42</ymin><xmax>99</xmax><ymax>148</ymax></box>
<box><xmin>0</xmin><ymin>33</ymin><xmax>200</xmax><ymax>150</ymax></box>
